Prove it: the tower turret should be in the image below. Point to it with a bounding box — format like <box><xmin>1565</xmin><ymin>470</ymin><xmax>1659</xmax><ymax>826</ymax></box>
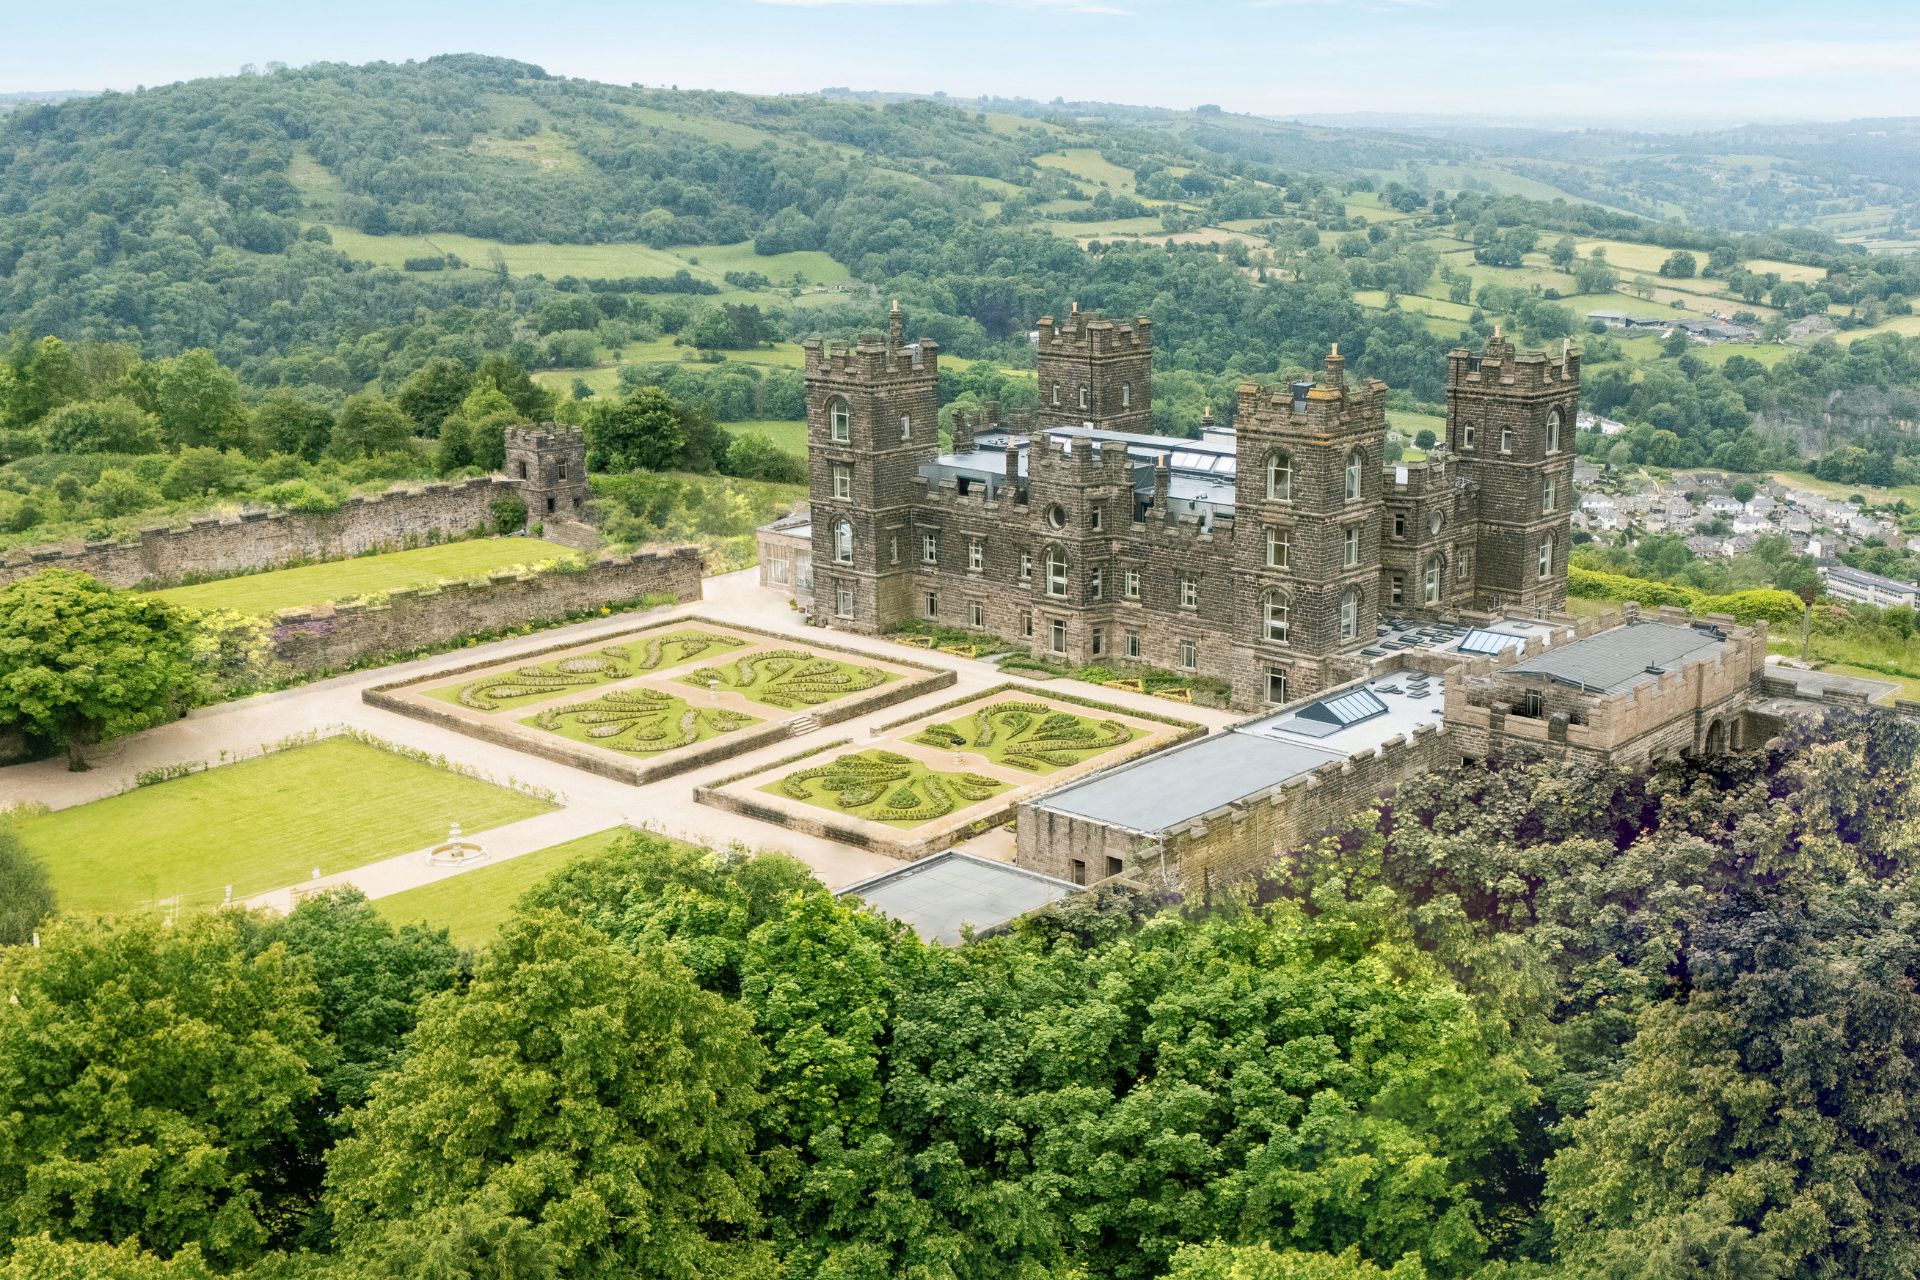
<box><xmin>1033</xmin><ymin>307</ymin><xmax>1153</xmax><ymax>434</ymax></box>
<box><xmin>503</xmin><ymin>423</ymin><xmax>589</xmax><ymax>524</ymax></box>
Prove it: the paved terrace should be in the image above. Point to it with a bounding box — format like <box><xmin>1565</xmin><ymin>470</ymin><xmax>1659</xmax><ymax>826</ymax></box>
<box><xmin>0</xmin><ymin>569</ymin><xmax>1241</xmax><ymax>911</ymax></box>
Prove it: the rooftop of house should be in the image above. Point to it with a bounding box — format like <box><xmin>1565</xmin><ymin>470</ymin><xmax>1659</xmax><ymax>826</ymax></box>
<box><xmin>1825</xmin><ymin>563</ymin><xmax>1920</xmax><ymax>593</ymax></box>
<box><xmin>1504</xmin><ymin>619</ymin><xmax>1728</xmax><ymax>695</ymax></box>
<box><xmin>1030</xmin><ymin>672</ymin><xmax>1447</xmax><ymax>834</ymax></box>
<box><xmin>836</xmin><ymin>850</ymin><xmax>1081</xmax><ymax>944</ymax></box>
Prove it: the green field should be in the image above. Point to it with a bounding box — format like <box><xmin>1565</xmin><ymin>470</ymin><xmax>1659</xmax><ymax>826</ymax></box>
<box><xmin>6</xmin><ymin>737</ymin><xmax>554</xmax><ymax>915</ymax></box>
<box><xmin>674</xmin><ymin>648</ymin><xmax>895</xmax><ymax>709</ymax></box>
<box><xmin>908</xmin><ymin>699</ymin><xmax>1138</xmax><ymax>774</ymax></box>
<box><xmin>153</xmin><ymin>538</ymin><xmax>577</xmax><ymax>616</ymax></box>
<box><xmin>729</xmin><ymin>419</ymin><xmax>807</xmax><ymax>457</ymax></box>
<box><xmin>429</xmin><ymin>628</ymin><xmax>750</xmax><ymax>712</ymax></box>
<box><xmin>524</xmin><ymin>687</ymin><xmax>760</xmax><ymax>753</ymax></box>
<box><xmin>1035</xmin><ymin>148</ymin><xmax>1142</xmax><ymax>191</ymax></box>
<box><xmin>374</xmin><ymin>826</ymin><xmax>641</xmax><ymax>948</ymax></box>
<box><xmin>765</xmin><ymin>749</ymin><xmax>1008</xmax><ymax>829</ymax></box>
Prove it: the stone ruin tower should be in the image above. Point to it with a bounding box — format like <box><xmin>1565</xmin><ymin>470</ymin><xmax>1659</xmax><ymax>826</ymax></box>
<box><xmin>504</xmin><ymin>424</ymin><xmax>589</xmax><ymax>524</ymax></box>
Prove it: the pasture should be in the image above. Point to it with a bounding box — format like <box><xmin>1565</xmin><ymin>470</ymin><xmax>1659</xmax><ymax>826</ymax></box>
<box><xmin>374</xmin><ymin>826</ymin><xmax>644</xmax><ymax>948</ymax></box>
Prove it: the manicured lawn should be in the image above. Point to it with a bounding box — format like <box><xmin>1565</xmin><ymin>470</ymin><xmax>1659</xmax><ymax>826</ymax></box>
<box><xmin>7</xmin><ymin>737</ymin><xmax>555</xmax><ymax>915</ymax></box>
<box><xmin>523</xmin><ymin>687</ymin><xmax>760</xmax><ymax>754</ymax></box>
<box><xmin>428</xmin><ymin>628</ymin><xmax>749</xmax><ymax>712</ymax></box>
<box><xmin>154</xmin><ymin>539</ymin><xmax>576</xmax><ymax>616</ymax></box>
<box><xmin>908</xmin><ymin>699</ymin><xmax>1138</xmax><ymax>774</ymax></box>
<box><xmin>675</xmin><ymin>648</ymin><xmax>895</xmax><ymax>710</ymax></box>
<box><xmin>375</xmin><ymin>826</ymin><xmax>639</xmax><ymax>948</ymax></box>
<box><xmin>765</xmin><ymin>749</ymin><xmax>1008</xmax><ymax>829</ymax></box>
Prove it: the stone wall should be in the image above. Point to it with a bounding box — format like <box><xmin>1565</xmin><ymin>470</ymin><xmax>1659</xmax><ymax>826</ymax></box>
<box><xmin>0</xmin><ymin>477</ymin><xmax>513</xmax><ymax>589</ymax></box>
<box><xmin>271</xmin><ymin>547</ymin><xmax>702</xmax><ymax>672</ymax></box>
<box><xmin>1015</xmin><ymin>718</ymin><xmax>1454</xmax><ymax>893</ymax></box>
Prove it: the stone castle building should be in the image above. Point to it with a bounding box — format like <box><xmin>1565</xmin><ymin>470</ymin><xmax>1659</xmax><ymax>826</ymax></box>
<box><xmin>803</xmin><ymin>305</ymin><xmax>1578</xmax><ymax>709</ymax></box>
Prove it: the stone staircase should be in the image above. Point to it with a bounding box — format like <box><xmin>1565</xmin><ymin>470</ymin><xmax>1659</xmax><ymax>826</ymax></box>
<box><xmin>786</xmin><ymin>712</ymin><xmax>821</xmax><ymax>738</ymax></box>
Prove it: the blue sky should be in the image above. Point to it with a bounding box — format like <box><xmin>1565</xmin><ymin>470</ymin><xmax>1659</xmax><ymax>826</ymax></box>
<box><xmin>5</xmin><ymin>0</ymin><xmax>1919</xmax><ymax>124</ymax></box>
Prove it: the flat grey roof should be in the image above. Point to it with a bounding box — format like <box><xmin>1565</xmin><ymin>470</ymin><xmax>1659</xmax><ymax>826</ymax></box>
<box><xmin>1506</xmin><ymin>620</ymin><xmax>1725</xmax><ymax>694</ymax></box>
<box><xmin>1034</xmin><ymin>730</ymin><xmax>1344</xmax><ymax>832</ymax></box>
<box><xmin>837</xmin><ymin>850</ymin><xmax>1080</xmax><ymax>944</ymax></box>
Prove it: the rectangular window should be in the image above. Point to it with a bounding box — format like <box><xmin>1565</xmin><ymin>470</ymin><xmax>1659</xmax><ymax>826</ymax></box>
<box><xmin>1264</xmin><ymin>601</ymin><xmax>1289</xmax><ymax>643</ymax></box>
<box><xmin>1022</xmin><ymin>611</ymin><xmax>1035</xmax><ymax>638</ymax></box>
<box><xmin>1501</xmin><ymin>425</ymin><xmax>1514</xmax><ymax>453</ymax></box>
<box><xmin>770</xmin><ymin>557</ymin><xmax>789</xmax><ymax>585</ymax></box>
<box><xmin>1457</xmin><ymin>553</ymin><xmax>1470</xmax><ymax>581</ymax></box>
<box><xmin>1125</xmin><ymin>630</ymin><xmax>1140</xmax><ymax>658</ymax></box>
<box><xmin>1543</xmin><ymin>479</ymin><xmax>1556</xmax><ymax>513</ymax></box>
<box><xmin>969</xmin><ymin>602</ymin><xmax>983</xmax><ymax>628</ymax></box>
<box><xmin>1091</xmin><ymin>627</ymin><xmax>1104</xmax><ymax>657</ymax></box>
<box><xmin>1462</xmin><ymin>423</ymin><xmax>1476</xmax><ymax>450</ymax></box>
<box><xmin>1089</xmin><ymin>567</ymin><xmax>1104</xmax><ymax>601</ymax></box>
<box><xmin>1019</xmin><ymin>551</ymin><xmax>1032</xmax><ymax>582</ymax></box>
<box><xmin>1124</xmin><ymin>568</ymin><xmax>1141</xmax><ymax>599</ymax></box>
<box><xmin>830</xmin><ymin>401</ymin><xmax>850</xmax><ymax>443</ymax></box>
<box><xmin>1050</xmin><ymin>619</ymin><xmax>1067</xmax><ymax>653</ymax></box>
<box><xmin>1265</xmin><ymin>529</ymin><xmax>1289</xmax><ymax>569</ymax></box>
<box><xmin>1393</xmin><ymin>512</ymin><xmax>1406</xmax><ymax>538</ymax></box>
<box><xmin>1524</xmin><ymin>690</ymin><xmax>1543</xmax><ymax>718</ymax></box>
<box><xmin>1089</xmin><ymin>505</ymin><xmax>1102</xmax><ymax>531</ymax></box>
<box><xmin>1070</xmin><ymin>858</ymin><xmax>1087</xmax><ymax>886</ymax></box>
<box><xmin>1106</xmin><ymin>855</ymin><xmax>1124</xmax><ymax>878</ymax></box>
<box><xmin>889</xmin><ymin>535</ymin><xmax>899</xmax><ymax>566</ymax></box>
<box><xmin>969</xmin><ymin>539</ymin><xmax>983</xmax><ymax>571</ymax></box>
<box><xmin>1539</xmin><ymin>539</ymin><xmax>1553</xmax><ymax>578</ymax></box>
<box><xmin>922</xmin><ymin>534</ymin><xmax>938</xmax><ymax>565</ymax></box>
<box><xmin>1180</xmin><ymin>578</ymin><xmax>1198</xmax><ymax>609</ymax></box>
<box><xmin>1046</xmin><ymin>554</ymin><xmax>1067</xmax><ymax>598</ymax></box>
<box><xmin>832</xmin><ymin>463</ymin><xmax>851</xmax><ymax>500</ymax></box>
<box><xmin>925</xmin><ymin>592</ymin><xmax>938</xmax><ymax>619</ymax></box>
<box><xmin>835</xmin><ymin>587</ymin><xmax>853</xmax><ymax>617</ymax></box>
<box><xmin>1121</xmin><ymin>384</ymin><xmax>1131</xmax><ymax>408</ymax></box>
<box><xmin>900</xmin><ymin>413</ymin><xmax>912</xmax><ymax>440</ymax></box>
<box><xmin>1178</xmin><ymin>640</ymin><xmax>1197</xmax><ymax>670</ymax></box>
<box><xmin>1079</xmin><ymin>384</ymin><xmax>1090</xmax><ymax>410</ymax></box>
<box><xmin>1390</xmin><ymin>576</ymin><xmax>1404</xmax><ymax>605</ymax></box>
<box><xmin>797</xmin><ymin>558</ymin><xmax>812</xmax><ymax>591</ymax></box>
<box><xmin>1344</xmin><ymin>526</ymin><xmax>1361</xmax><ymax>567</ymax></box>
<box><xmin>1051</xmin><ymin>381</ymin><xmax>1062</xmax><ymax>407</ymax></box>
<box><xmin>1267</xmin><ymin>668</ymin><xmax>1289</xmax><ymax>705</ymax></box>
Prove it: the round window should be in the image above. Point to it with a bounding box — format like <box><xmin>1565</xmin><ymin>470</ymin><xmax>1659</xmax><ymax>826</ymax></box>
<box><xmin>1047</xmin><ymin>504</ymin><xmax>1068</xmax><ymax>530</ymax></box>
<box><xmin>1428</xmin><ymin>512</ymin><xmax>1443</xmax><ymax>536</ymax></box>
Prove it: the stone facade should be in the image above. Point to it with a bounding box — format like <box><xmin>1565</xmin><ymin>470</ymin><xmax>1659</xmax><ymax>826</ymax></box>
<box><xmin>269</xmin><ymin>547</ymin><xmax>703</xmax><ymax>672</ymax></box>
<box><xmin>0</xmin><ymin>477</ymin><xmax>514</xmax><ymax>590</ymax></box>
<box><xmin>802</xmin><ymin>309</ymin><xmax>1577</xmax><ymax>710</ymax></box>
<box><xmin>504</xmin><ymin>424</ymin><xmax>590</xmax><ymax>523</ymax></box>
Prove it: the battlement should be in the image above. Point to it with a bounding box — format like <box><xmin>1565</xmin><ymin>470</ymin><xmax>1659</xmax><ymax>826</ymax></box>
<box><xmin>1236</xmin><ymin>348</ymin><xmax>1387</xmax><ymax>437</ymax></box>
<box><xmin>1027</xmin><ymin>431</ymin><xmax>1136</xmax><ymax>489</ymax></box>
<box><xmin>802</xmin><ymin>326</ymin><xmax>940</xmax><ymax>382</ymax></box>
<box><xmin>1447</xmin><ymin>331</ymin><xmax>1580</xmax><ymax>393</ymax></box>
<box><xmin>1034</xmin><ymin>307</ymin><xmax>1153</xmax><ymax>357</ymax></box>
<box><xmin>503</xmin><ymin>423</ymin><xmax>584</xmax><ymax>449</ymax></box>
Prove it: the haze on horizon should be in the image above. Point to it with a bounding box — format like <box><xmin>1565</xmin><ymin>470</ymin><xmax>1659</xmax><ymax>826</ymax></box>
<box><xmin>5</xmin><ymin>0</ymin><xmax>1919</xmax><ymax>128</ymax></box>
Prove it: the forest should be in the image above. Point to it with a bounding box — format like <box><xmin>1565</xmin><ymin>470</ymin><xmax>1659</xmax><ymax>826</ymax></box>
<box><xmin>0</xmin><ymin>709</ymin><xmax>1913</xmax><ymax>1279</ymax></box>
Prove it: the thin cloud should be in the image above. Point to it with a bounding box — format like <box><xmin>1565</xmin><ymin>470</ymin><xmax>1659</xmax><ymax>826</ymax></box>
<box><xmin>1632</xmin><ymin>39</ymin><xmax>1920</xmax><ymax>80</ymax></box>
<box><xmin>759</xmin><ymin>0</ymin><xmax>1129</xmax><ymax>9</ymax></box>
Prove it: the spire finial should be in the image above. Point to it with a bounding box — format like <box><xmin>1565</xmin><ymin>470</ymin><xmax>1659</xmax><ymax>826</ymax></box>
<box><xmin>1330</xmin><ymin>342</ymin><xmax>1339</xmax><ymax>358</ymax></box>
<box><xmin>890</xmin><ymin>297</ymin><xmax>899</xmax><ymax>313</ymax></box>
<box><xmin>1492</xmin><ymin>322</ymin><xmax>1502</xmax><ymax>339</ymax></box>
<box><xmin>1070</xmin><ymin>299</ymin><xmax>1079</xmax><ymax>313</ymax></box>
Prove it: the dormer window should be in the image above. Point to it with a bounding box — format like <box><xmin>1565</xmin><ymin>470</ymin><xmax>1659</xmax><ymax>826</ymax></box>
<box><xmin>829</xmin><ymin>397</ymin><xmax>850</xmax><ymax>443</ymax></box>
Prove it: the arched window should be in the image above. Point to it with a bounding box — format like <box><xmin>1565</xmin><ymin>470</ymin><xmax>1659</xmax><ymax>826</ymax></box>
<box><xmin>1266</xmin><ymin>450</ymin><xmax>1292</xmax><ymax>501</ymax></box>
<box><xmin>828</xmin><ymin>397</ymin><xmax>850</xmax><ymax>442</ymax></box>
<box><xmin>1344</xmin><ymin>448</ymin><xmax>1364</xmax><ymax>501</ymax></box>
<box><xmin>1546</xmin><ymin>408</ymin><xmax>1562</xmax><ymax>454</ymax></box>
<box><xmin>1045</xmin><ymin>546</ymin><xmax>1068</xmax><ymax>597</ymax></box>
<box><xmin>833</xmin><ymin>519</ymin><xmax>853</xmax><ymax>564</ymax></box>
<box><xmin>1339</xmin><ymin>588</ymin><xmax>1361</xmax><ymax>642</ymax></box>
<box><xmin>1538</xmin><ymin>535</ymin><xmax>1554</xmax><ymax>578</ymax></box>
<box><xmin>1262</xmin><ymin>591</ymin><xmax>1290</xmax><ymax>644</ymax></box>
<box><xmin>1423</xmin><ymin>554</ymin><xmax>1443</xmax><ymax>605</ymax></box>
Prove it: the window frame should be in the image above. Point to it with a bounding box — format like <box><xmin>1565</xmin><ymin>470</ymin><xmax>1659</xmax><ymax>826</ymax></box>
<box><xmin>833</xmin><ymin>519</ymin><xmax>853</xmax><ymax>564</ymax></box>
<box><xmin>828</xmin><ymin>397</ymin><xmax>850</xmax><ymax>443</ymax></box>
<box><xmin>922</xmin><ymin>533</ymin><xmax>938</xmax><ymax>565</ymax></box>
<box><xmin>1266</xmin><ymin>451</ymin><xmax>1292</xmax><ymax>501</ymax></box>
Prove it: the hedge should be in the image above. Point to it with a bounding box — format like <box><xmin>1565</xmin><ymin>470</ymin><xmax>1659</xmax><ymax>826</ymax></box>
<box><xmin>1569</xmin><ymin>566</ymin><xmax>1804</xmax><ymax>626</ymax></box>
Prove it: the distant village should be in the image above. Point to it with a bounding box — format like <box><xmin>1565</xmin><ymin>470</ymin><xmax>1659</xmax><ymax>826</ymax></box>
<box><xmin>1587</xmin><ymin>308</ymin><xmax>1836</xmax><ymax>346</ymax></box>
<box><xmin>1572</xmin><ymin>411</ymin><xmax>1918</xmax><ymax>609</ymax></box>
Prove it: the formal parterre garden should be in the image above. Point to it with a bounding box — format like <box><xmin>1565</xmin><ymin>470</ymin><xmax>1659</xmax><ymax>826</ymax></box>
<box><xmin>761</xmin><ymin>749</ymin><xmax>1009</xmax><ymax>829</ymax></box>
<box><xmin>673</xmin><ymin>648</ymin><xmax>895</xmax><ymax>709</ymax></box>
<box><xmin>909</xmin><ymin>699</ymin><xmax>1139</xmax><ymax>774</ymax></box>
<box><xmin>523</xmin><ymin>687</ymin><xmax>760</xmax><ymax>754</ymax></box>
<box><xmin>428</xmin><ymin>628</ymin><xmax>748</xmax><ymax>711</ymax></box>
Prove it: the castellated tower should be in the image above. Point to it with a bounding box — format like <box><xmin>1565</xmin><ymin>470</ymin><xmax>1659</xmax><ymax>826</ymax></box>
<box><xmin>803</xmin><ymin>303</ymin><xmax>940</xmax><ymax>632</ymax></box>
<box><xmin>503</xmin><ymin>424</ymin><xmax>589</xmax><ymax>522</ymax></box>
<box><xmin>1034</xmin><ymin>307</ymin><xmax>1153</xmax><ymax>434</ymax></box>
<box><xmin>1447</xmin><ymin>331</ymin><xmax>1579</xmax><ymax>612</ymax></box>
<box><xmin>1231</xmin><ymin>348</ymin><xmax>1387</xmax><ymax>704</ymax></box>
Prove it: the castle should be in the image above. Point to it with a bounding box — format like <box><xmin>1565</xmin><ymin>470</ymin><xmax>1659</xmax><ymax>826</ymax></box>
<box><xmin>801</xmin><ymin>304</ymin><xmax>1577</xmax><ymax>709</ymax></box>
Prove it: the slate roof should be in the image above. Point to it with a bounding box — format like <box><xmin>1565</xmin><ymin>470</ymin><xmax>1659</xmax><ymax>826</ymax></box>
<box><xmin>1505</xmin><ymin>620</ymin><xmax>1726</xmax><ymax>694</ymax></box>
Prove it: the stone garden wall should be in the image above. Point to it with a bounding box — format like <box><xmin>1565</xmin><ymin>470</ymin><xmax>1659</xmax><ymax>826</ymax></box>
<box><xmin>0</xmin><ymin>477</ymin><xmax>516</xmax><ymax>589</ymax></box>
<box><xmin>270</xmin><ymin>547</ymin><xmax>703</xmax><ymax>673</ymax></box>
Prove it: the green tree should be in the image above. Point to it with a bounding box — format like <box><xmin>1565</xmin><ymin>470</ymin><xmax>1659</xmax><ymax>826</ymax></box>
<box><xmin>0</xmin><ymin>912</ymin><xmax>331</xmax><ymax>1265</ymax></box>
<box><xmin>14</xmin><ymin>337</ymin><xmax>88</xmax><ymax>426</ymax></box>
<box><xmin>0</xmin><ymin>570</ymin><xmax>197</xmax><ymax>766</ymax></box>
<box><xmin>254</xmin><ymin>393</ymin><xmax>337</xmax><ymax>463</ymax></box>
<box><xmin>1548</xmin><ymin>235</ymin><xmax>1577</xmax><ymax>269</ymax></box>
<box><xmin>395</xmin><ymin>357</ymin><xmax>474</xmax><ymax>432</ymax></box>
<box><xmin>1730</xmin><ymin>479</ymin><xmax>1757</xmax><ymax>504</ymax></box>
<box><xmin>39</xmin><ymin>398</ymin><xmax>161</xmax><ymax>454</ymax></box>
<box><xmin>85</xmin><ymin>468</ymin><xmax>162</xmax><ymax>517</ymax></box>
<box><xmin>1168</xmin><ymin>1241</ymin><xmax>1428</xmax><ymax>1279</ymax></box>
<box><xmin>148</xmin><ymin>349</ymin><xmax>252</xmax><ymax>452</ymax></box>
<box><xmin>0</xmin><ymin>1236</ymin><xmax>220</xmax><ymax>1280</ymax></box>
<box><xmin>0</xmin><ymin>827</ymin><xmax>55</xmax><ymax>946</ymax></box>
<box><xmin>1657</xmin><ymin>250</ymin><xmax>1698</xmax><ymax>279</ymax></box>
<box><xmin>160</xmin><ymin>447</ymin><xmax>251</xmax><ymax>501</ymax></box>
<box><xmin>325</xmin><ymin>911</ymin><xmax>769</xmax><ymax>1279</ymax></box>
<box><xmin>587</xmin><ymin>386</ymin><xmax>689</xmax><ymax>472</ymax></box>
<box><xmin>474</xmin><ymin>353</ymin><xmax>549</xmax><ymax>420</ymax></box>
<box><xmin>328</xmin><ymin>394</ymin><xmax>414</xmax><ymax>458</ymax></box>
